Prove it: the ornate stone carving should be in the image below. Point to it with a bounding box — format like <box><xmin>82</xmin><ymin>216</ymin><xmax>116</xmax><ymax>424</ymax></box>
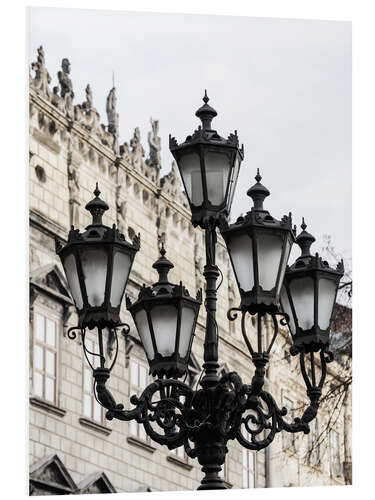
<box><xmin>106</xmin><ymin>87</ymin><xmax>119</xmax><ymax>154</ymax></box>
<box><xmin>160</xmin><ymin>160</ymin><xmax>189</xmax><ymax>209</ymax></box>
<box><xmin>30</xmin><ymin>46</ymin><xmax>52</xmax><ymax>99</ymax></box>
<box><xmin>119</xmin><ymin>142</ymin><xmax>131</xmax><ymax>163</ymax></box>
<box><xmin>117</xmin><ymin>197</ymin><xmax>127</xmax><ymax>235</ymax></box>
<box><xmin>58</xmin><ymin>58</ymin><xmax>74</xmax><ymax>120</ymax></box>
<box><xmin>147</xmin><ymin>117</ymin><xmax>161</xmax><ymax>171</ymax></box>
<box><xmin>51</xmin><ymin>86</ymin><xmax>65</xmax><ymax>112</ymax></box>
<box><xmin>67</xmin><ymin>141</ymin><xmax>80</xmax><ymax>226</ymax></box>
<box><xmin>130</xmin><ymin>127</ymin><xmax>145</xmax><ymax>171</ymax></box>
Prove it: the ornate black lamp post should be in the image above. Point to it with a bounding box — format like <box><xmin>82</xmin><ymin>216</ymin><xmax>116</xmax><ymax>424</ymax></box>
<box><xmin>57</xmin><ymin>94</ymin><xmax>344</xmax><ymax>491</ymax></box>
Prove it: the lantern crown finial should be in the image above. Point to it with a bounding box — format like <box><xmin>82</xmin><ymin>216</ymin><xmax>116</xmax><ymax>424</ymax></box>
<box><xmin>247</xmin><ymin>169</ymin><xmax>270</xmax><ymax>211</ymax></box>
<box><xmin>195</xmin><ymin>90</ymin><xmax>218</xmax><ymax>130</ymax></box>
<box><xmin>296</xmin><ymin>218</ymin><xmax>316</xmax><ymax>258</ymax></box>
<box><xmin>152</xmin><ymin>245</ymin><xmax>174</xmax><ymax>285</ymax></box>
<box><xmin>85</xmin><ymin>183</ymin><xmax>109</xmax><ymax>226</ymax></box>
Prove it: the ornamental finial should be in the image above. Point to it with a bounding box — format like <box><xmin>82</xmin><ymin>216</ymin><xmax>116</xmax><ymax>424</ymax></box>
<box><xmin>296</xmin><ymin>218</ymin><xmax>316</xmax><ymax>258</ymax></box>
<box><xmin>85</xmin><ymin>182</ymin><xmax>109</xmax><ymax>226</ymax></box>
<box><xmin>195</xmin><ymin>91</ymin><xmax>217</xmax><ymax>131</ymax></box>
<box><xmin>153</xmin><ymin>245</ymin><xmax>174</xmax><ymax>285</ymax></box>
<box><xmin>247</xmin><ymin>170</ymin><xmax>270</xmax><ymax>211</ymax></box>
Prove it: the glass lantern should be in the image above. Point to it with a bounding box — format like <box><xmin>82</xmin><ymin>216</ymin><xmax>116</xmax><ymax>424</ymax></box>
<box><xmin>169</xmin><ymin>91</ymin><xmax>244</xmax><ymax>228</ymax></box>
<box><xmin>219</xmin><ymin>170</ymin><xmax>295</xmax><ymax>314</ymax></box>
<box><xmin>126</xmin><ymin>246</ymin><xmax>202</xmax><ymax>378</ymax></box>
<box><xmin>280</xmin><ymin>219</ymin><xmax>344</xmax><ymax>353</ymax></box>
<box><xmin>56</xmin><ymin>184</ymin><xmax>140</xmax><ymax>330</ymax></box>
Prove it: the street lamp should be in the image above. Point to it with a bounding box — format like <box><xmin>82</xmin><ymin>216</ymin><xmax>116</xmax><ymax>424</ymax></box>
<box><xmin>58</xmin><ymin>94</ymin><xmax>345</xmax><ymax>491</ymax></box>
<box><xmin>126</xmin><ymin>246</ymin><xmax>202</xmax><ymax>378</ymax></box>
<box><xmin>169</xmin><ymin>90</ymin><xmax>244</xmax><ymax>228</ymax></box>
<box><xmin>280</xmin><ymin>219</ymin><xmax>344</xmax><ymax>354</ymax></box>
<box><xmin>219</xmin><ymin>169</ymin><xmax>295</xmax><ymax>315</ymax></box>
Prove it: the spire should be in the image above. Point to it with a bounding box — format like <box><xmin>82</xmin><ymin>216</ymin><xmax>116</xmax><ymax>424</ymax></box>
<box><xmin>296</xmin><ymin>218</ymin><xmax>316</xmax><ymax>258</ymax></box>
<box><xmin>85</xmin><ymin>183</ymin><xmax>109</xmax><ymax>226</ymax></box>
<box><xmin>195</xmin><ymin>90</ymin><xmax>218</xmax><ymax>130</ymax></box>
<box><xmin>247</xmin><ymin>169</ymin><xmax>270</xmax><ymax>211</ymax></box>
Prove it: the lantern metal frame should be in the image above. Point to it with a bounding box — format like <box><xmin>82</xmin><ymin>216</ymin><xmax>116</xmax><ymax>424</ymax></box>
<box><xmin>219</xmin><ymin>170</ymin><xmax>296</xmax><ymax>315</ymax></box>
<box><xmin>55</xmin><ymin>184</ymin><xmax>140</xmax><ymax>331</ymax></box>
<box><xmin>126</xmin><ymin>246</ymin><xmax>202</xmax><ymax>378</ymax></box>
<box><xmin>169</xmin><ymin>91</ymin><xmax>244</xmax><ymax>228</ymax></box>
<box><xmin>281</xmin><ymin>219</ymin><xmax>344</xmax><ymax>355</ymax></box>
<box><xmin>59</xmin><ymin>96</ymin><xmax>345</xmax><ymax>491</ymax></box>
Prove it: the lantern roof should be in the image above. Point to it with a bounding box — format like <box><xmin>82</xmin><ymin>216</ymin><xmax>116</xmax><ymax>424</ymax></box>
<box><xmin>220</xmin><ymin>170</ymin><xmax>294</xmax><ymax>233</ymax></box>
<box><xmin>169</xmin><ymin>91</ymin><xmax>244</xmax><ymax>156</ymax></box>
<box><xmin>286</xmin><ymin>219</ymin><xmax>344</xmax><ymax>276</ymax></box>
<box><xmin>55</xmin><ymin>184</ymin><xmax>140</xmax><ymax>252</ymax></box>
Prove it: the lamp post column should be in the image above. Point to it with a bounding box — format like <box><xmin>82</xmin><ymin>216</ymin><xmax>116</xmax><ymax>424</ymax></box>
<box><xmin>200</xmin><ymin>221</ymin><xmax>220</xmax><ymax>390</ymax></box>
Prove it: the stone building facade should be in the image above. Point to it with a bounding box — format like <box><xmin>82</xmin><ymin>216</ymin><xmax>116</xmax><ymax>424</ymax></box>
<box><xmin>28</xmin><ymin>46</ymin><xmax>352</xmax><ymax>494</ymax></box>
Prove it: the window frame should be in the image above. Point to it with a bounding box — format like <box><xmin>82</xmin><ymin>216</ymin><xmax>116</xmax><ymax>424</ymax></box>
<box><xmin>32</xmin><ymin>304</ymin><xmax>61</xmax><ymax>406</ymax></box>
<box><xmin>81</xmin><ymin>334</ymin><xmax>105</xmax><ymax>425</ymax></box>
<box><xmin>129</xmin><ymin>356</ymin><xmax>151</xmax><ymax>444</ymax></box>
<box><xmin>241</xmin><ymin>434</ymin><xmax>256</xmax><ymax>489</ymax></box>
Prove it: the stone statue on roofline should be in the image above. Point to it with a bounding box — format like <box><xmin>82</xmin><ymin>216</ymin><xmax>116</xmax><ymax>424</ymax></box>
<box><xmin>58</xmin><ymin>58</ymin><xmax>74</xmax><ymax>120</ymax></box>
<box><xmin>30</xmin><ymin>46</ymin><xmax>52</xmax><ymax>100</ymax></box>
<box><xmin>147</xmin><ymin>117</ymin><xmax>161</xmax><ymax>170</ymax></box>
<box><xmin>130</xmin><ymin>127</ymin><xmax>145</xmax><ymax>171</ymax></box>
<box><xmin>106</xmin><ymin>87</ymin><xmax>120</xmax><ymax>154</ymax></box>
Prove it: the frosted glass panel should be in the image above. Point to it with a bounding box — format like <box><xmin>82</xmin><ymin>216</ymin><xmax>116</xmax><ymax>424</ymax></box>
<box><xmin>228</xmin><ymin>234</ymin><xmax>254</xmax><ymax>292</ymax></box>
<box><xmin>257</xmin><ymin>232</ymin><xmax>283</xmax><ymax>291</ymax></box>
<box><xmin>34</xmin><ymin>372</ymin><xmax>43</xmax><ymax>397</ymax></box>
<box><xmin>227</xmin><ymin>155</ymin><xmax>240</xmax><ymax>210</ymax></box>
<box><xmin>93</xmin><ymin>400</ymin><xmax>101</xmax><ymax>422</ymax></box>
<box><xmin>45</xmin><ymin>377</ymin><xmax>55</xmax><ymax>402</ymax></box>
<box><xmin>80</xmin><ymin>247</ymin><xmax>108</xmax><ymax>307</ymax></box>
<box><xmin>45</xmin><ymin>351</ymin><xmax>55</xmax><ymax>376</ymax></box>
<box><xmin>178</xmin><ymin>153</ymin><xmax>203</xmax><ymax>206</ymax></box>
<box><xmin>34</xmin><ymin>345</ymin><xmax>43</xmax><ymax>370</ymax></box>
<box><xmin>84</xmin><ymin>394</ymin><xmax>91</xmax><ymax>417</ymax></box>
<box><xmin>110</xmin><ymin>250</ymin><xmax>131</xmax><ymax>307</ymax></box>
<box><xmin>280</xmin><ymin>286</ymin><xmax>296</xmax><ymax>335</ymax></box>
<box><xmin>84</xmin><ymin>368</ymin><xmax>91</xmax><ymax>392</ymax></box>
<box><xmin>63</xmin><ymin>253</ymin><xmax>84</xmax><ymax>309</ymax></box>
<box><xmin>134</xmin><ymin>310</ymin><xmax>155</xmax><ymax>360</ymax></box>
<box><xmin>276</xmin><ymin>237</ymin><xmax>293</xmax><ymax>296</ymax></box>
<box><xmin>205</xmin><ymin>152</ymin><xmax>231</xmax><ymax>205</ymax></box>
<box><xmin>151</xmin><ymin>305</ymin><xmax>178</xmax><ymax>357</ymax></box>
<box><xmin>35</xmin><ymin>314</ymin><xmax>44</xmax><ymax>342</ymax></box>
<box><xmin>178</xmin><ymin>306</ymin><xmax>196</xmax><ymax>357</ymax></box>
<box><xmin>46</xmin><ymin>319</ymin><xmax>56</xmax><ymax>346</ymax></box>
<box><xmin>289</xmin><ymin>277</ymin><xmax>315</xmax><ymax>330</ymax></box>
<box><xmin>318</xmin><ymin>278</ymin><xmax>337</xmax><ymax>329</ymax></box>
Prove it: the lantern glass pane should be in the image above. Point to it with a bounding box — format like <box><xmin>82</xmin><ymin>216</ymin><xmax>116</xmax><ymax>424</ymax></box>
<box><xmin>63</xmin><ymin>253</ymin><xmax>84</xmax><ymax>309</ymax></box>
<box><xmin>227</xmin><ymin>233</ymin><xmax>254</xmax><ymax>292</ymax></box>
<box><xmin>289</xmin><ymin>277</ymin><xmax>315</xmax><ymax>331</ymax></box>
<box><xmin>227</xmin><ymin>154</ymin><xmax>241</xmax><ymax>211</ymax></box>
<box><xmin>280</xmin><ymin>286</ymin><xmax>296</xmax><ymax>336</ymax></box>
<box><xmin>257</xmin><ymin>232</ymin><xmax>284</xmax><ymax>291</ymax></box>
<box><xmin>178</xmin><ymin>306</ymin><xmax>196</xmax><ymax>358</ymax></box>
<box><xmin>134</xmin><ymin>309</ymin><xmax>155</xmax><ymax>360</ymax></box>
<box><xmin>178</xmin><ymin>153</ymin><xmax>203</xmax><ymax>206</ymax></box>
<box><xmin>318</xmin><ymin>278</ymin><xmax>337</xmax><ymax>329</ymax></box>
<box><xmin>276</xmin><ymin>236</ymin><xmax>293</xmax><ymax>296</ymax></box>
<box><xmin>204</xmin><ymin>151</ymin><xmax>231</xmax><ymax>206</ymax></box>
<box><xmin>110</xmin><ymin>250</ymin><xmax>132</xmax><ymax>307</ymax></box>
<box><xmin>80</xmin><ymin>247</ymin><xmax>108</xmax><ymax>307</ymax></box>
<box><xmin>150</xmin><ymin>305</ymin><xmax>178</xmax><ymax>357</ymax></box>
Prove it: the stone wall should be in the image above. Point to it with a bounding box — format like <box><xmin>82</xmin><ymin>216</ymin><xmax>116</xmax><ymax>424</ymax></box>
<box><xmin>28</xmin><ymin>46</ymin><xmax>351</xmax><ymax>493</ymax></box>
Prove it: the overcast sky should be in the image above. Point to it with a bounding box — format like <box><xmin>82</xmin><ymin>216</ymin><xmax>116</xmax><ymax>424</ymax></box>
<box><xmin>28</xmin><ymin>8</ymin><xmax>351</xmax><ymax>263</ymax></box>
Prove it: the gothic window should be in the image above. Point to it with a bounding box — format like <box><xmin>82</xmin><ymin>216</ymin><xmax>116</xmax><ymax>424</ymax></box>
<box><xmin>242</xmin><ymin>430</ymin><xmax>256</xmax><ymax>488</ymax></box>
<box><xmin>32</xmin><ymin>306</ymin><xmax>59</xmax><ymax>405</ymax></box>
<box><xmin>282</xmin><ymin>394</ymin><xmax>296</xmax><ymax>452</ymax></box>
<box><xmin>307</xmin><ymin>418</ymin><xmax>320</xmax><ymax>467</ymax></box>
<box><xmin>82</xmin><ymin>337</ymin><xmax>104</xmax><ymax>424</ymax></box>
<box><xmin>129</xmin><ymin>357</ymin><xmax>150</xmax><ymax>443</ymax></box>
<box><xmin>330</xmin><ymin>429</ymin><xmax>342</xmax><ymax>477</ymax></box>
